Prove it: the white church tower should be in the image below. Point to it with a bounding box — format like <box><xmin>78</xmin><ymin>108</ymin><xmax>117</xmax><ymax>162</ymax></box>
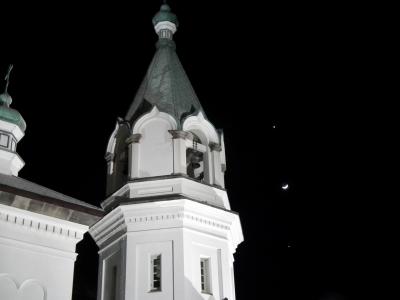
<box><xmin>89</xmin><ymin>4</ymin><xmax>244</xmax><ymax>300</ymax></box>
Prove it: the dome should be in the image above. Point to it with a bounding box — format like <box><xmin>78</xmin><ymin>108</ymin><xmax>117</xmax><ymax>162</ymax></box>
<box><xmin>0</xmin><ymin>92</ymin><xmax>12</xmax><ymax>106</ymax></box>
<box><xmin>0</xmin><ymin>93</ymin><xmax>26</xmax><ymax>131</ymax></box>
<box><xmin>152</xmin><ymin>4</ymin><xmax>179</xmax><ymax>27</ymax></box>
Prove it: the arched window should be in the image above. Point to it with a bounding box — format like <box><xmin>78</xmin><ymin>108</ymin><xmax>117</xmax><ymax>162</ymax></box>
<box><xmin>186</xmin><ymin>133</ymin><xmax>205</xmax><ymax>181</ymax></box>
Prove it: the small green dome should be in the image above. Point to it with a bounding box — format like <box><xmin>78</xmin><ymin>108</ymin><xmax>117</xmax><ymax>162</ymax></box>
<box><xmin>0</xmin><ymin>92</ymin><xmax>12</xmax><ymax>106</ymax></box>
<box><xmin>152</xmin><ymin>4</ymin><xmax>179</xmax><ymax>27</ymax></box>
<box><xmin>0</xmin><ymin>93</ymin><xmax>26</xmax><ymax>131</ymax></box>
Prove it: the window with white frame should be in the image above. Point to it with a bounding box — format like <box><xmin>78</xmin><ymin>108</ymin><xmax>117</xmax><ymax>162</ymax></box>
<box><xmin>200</xmin><ymin>257</ymin><xmax>212</xmax><ymax>294</ymax></box>
<box><xmin>150</xmin><ymin>254</ymin><xmax>162</xmax><ymax>292</ymax></box>
<box><xmin>0</xmin><ymin>133</ymin><xmax>9</xmax><ymax>148</ymax></box>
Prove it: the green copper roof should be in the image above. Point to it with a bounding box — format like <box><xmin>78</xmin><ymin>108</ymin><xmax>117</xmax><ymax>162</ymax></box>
<box><xmin>152</xmin><ymin>4</ymin><xmax>179</xmax><ymax>27</ymax></box>
<box><xmin>0</xmin><ymin>92</ymin><xmax>12</xmax><ymax>106</ymax></box>
<box><xmin>125</xmin><ymin>5</ymin><xmax>205</xmax><ymax>128</ymax></box>
<box><xmin>0</xmin><ymin>93</ymin><xmax>26</xmax><ymax>131</ymax></box>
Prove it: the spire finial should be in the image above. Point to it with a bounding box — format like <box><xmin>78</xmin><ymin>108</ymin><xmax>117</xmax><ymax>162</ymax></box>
<box><xmin>152</xmin><ymin>2</ymin><xmax>178</xmax><ymax>39</ymax></box>
<box><xmin>4</xmin><ymin>64</ymin><xmax>13</xmax><ymax>94</ymax></box>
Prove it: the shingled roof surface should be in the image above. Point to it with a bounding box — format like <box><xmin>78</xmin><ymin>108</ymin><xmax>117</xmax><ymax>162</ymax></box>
<box><xmin>125</xmin><ymin>39</ymin><xmax>206</xmax><ymax>128</ymax></box>
<box><xmin>0</xmin><ymin>173</ymin><xmax>104</xmax><ymax>221</ymax></box>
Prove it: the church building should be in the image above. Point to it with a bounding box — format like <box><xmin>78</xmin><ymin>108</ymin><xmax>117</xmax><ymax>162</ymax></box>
<box><xmin>0</xmin><ymin>3</ymin><xmax>243</xmax><ymax>300</ymax></box>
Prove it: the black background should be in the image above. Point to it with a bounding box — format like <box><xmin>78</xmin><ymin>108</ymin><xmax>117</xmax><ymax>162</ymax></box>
<box><xmin>1</xmin><ymin>1</ymin><xmax>368</xmax><ymax>299</ymax></box>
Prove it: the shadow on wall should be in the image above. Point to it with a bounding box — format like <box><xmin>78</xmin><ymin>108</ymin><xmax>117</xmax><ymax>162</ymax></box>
<box><xmin>184</xmin><ymin>277</ymin><xmax>222</xmax><ymax>300</ymax></box>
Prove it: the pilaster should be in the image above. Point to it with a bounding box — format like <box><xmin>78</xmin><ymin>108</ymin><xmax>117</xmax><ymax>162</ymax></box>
<box><xmin>126</xmin><ymin>134</ymin><xmax>142</xmax><ymax>179</ymax></box>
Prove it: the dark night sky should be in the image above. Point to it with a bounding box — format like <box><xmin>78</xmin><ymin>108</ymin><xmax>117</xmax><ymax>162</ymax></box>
<box><xmin>1</xmin><ymin>1</ymin><xmax>367</xmax><ymax>299</ymax></box>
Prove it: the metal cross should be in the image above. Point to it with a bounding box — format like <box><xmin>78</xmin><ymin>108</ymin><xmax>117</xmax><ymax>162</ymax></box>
<box><xmin>4</xmin><ymin>64</ymin><xmax>13</xmax><ymax>94</ymax></box>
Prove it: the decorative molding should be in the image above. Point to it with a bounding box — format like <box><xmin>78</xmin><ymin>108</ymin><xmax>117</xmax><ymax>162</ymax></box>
<box><xmin>132</xmin><ymin>106</ymin><xmax>177</xmax><ymax>134</ymax></box>
<box><xmin>0</xmin><ymin>274</ymin><xmax>47</xmax><ymax>300</ymax></box>
<box><xmin>90</xmin><ymin>201</ymin><xmax>243</xmax><ymax>263</ymax></box>
<box><xmin>154</xmin><ymin>21</ymin><xmax>177</xmax><ymax>35</ymax></box>
<box><xmin>89</xmin><ymin>208</ymin><xmax>127</xmax><ymax>247</ymax></box>
<box><xmin>168</xmin><ymin>130</ymin><xmax>189</xmax><ymax>139</ymax></box>
<box><xmin>125</xmin><ymin>134</ymin><xmax>142</xmax><ymax>145</ymax></box>
<box><xmin>125</xmin><ymin>211</ymin><xmax>231</xmax><ymax>231</ymax></box>
<box><xmin>0</xmin><ymin>119</ymin><xmax>24</xmax><ymax>141</ymax></box>
<box><xmin>105</xmin><ymin>122</ymin><xmax>119</xmax><ymax>155</ymax></box>
<box><xmin>100</xmin><ymin>175</ymin><xmax>229</xmax><ymax>212</ymax></box>
<box><xmin>0</xmin><ymin>208</ymin><xmax>84</xmax><ymax>240</ymax></box>
<box><xmin>90</xmin><ymin>199</ymin><xmax>241</xmax><ymax>249</ymax></box>
<box><xmin>104</xmin><ymin>152</ymin><xmax>114</xmax><ymax>162</ymax></box>
<box><xmin>209</xmin><ymin>142</ymin><xmax>222</xmax><ymax>152</ymax></box>
<box><xmin>182</xmin><ymin>112</ymin><xmax>219</xmax><ymax>144</ymax></box>
<box><xmin>0</xmin><ymin>129</ymin><xmax>18</xmax><ymax>142</ymax></box>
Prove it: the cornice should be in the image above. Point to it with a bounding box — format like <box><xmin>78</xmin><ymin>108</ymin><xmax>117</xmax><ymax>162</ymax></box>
<box><xmin>168</xmin><ymin>130</ymin><xmax>190</xmax><ymax>139</ymax></box>
<box><xmin>89</xmin><ymin>207</ymin><xmax>127</xmax><ymax>247</ymax></box>
<box><xmin>90</xmin><ymin>199</ymin><xmax>243</xmax><ymax>252</ymax></box>
<box><xmin>125</xmin><ymin>133</ymin><xmax>142</xmax><ymax>145</ymax></box>
<box><xmin>0</xmin><ymin>204</ymin><xmax>87</xmax><ymax>241</ymax></box>
<box><xmin>209</xmin><ymin>142</ymin><xmax>222</xmax><ymax>152</ymax></box>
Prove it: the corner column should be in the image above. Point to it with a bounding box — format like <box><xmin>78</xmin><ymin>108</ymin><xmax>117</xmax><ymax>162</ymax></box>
<box><xmin>169</xmin><ymin>130</ymin><xmax>188</xmax><ymax>175</ymax></box>
<box><xmin>210</xmin><ymin>142</ymin><xmax>224</xmax><ymax>188</ymax></box>
<box><xmin>126</xmin><ymin>133</ymin><xmax>142</xmax><ymax>179</ymax></box>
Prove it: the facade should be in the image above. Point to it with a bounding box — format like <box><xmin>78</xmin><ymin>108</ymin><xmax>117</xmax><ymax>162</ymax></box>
<box><xmin>90</xmin><ymin>4</ymin><xmax>243</xmax><ymax>300</ymax></box>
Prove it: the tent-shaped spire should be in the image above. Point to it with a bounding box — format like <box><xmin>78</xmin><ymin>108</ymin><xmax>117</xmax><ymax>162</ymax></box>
<box><xmin>125</xmin><ymin>3</ymin><xmax>206</xmax><ymax>128</ymax></box>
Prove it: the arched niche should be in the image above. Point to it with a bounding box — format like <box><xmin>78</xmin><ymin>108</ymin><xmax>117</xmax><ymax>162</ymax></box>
<box><xmin>131</xmin><ymin>107</ymin><xmax>177</xmax><ymax>177</ymax></box>
<box><xmin>182</xmin><ymin>112</ymin><xmax>219</xmax><ymax>144</ymax></box>
<box><xmin>183</xmin><ymin>112</ymin><xmax>220</xmax><ymax>185</ymax></box>
<box><xmin>186</xmin><ymin>132</ymin><xmax>205</xmax><ymax>181</ymax></box>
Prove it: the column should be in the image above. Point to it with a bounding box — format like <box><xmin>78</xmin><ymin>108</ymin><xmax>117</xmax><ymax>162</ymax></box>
<box><xmin>169</xmin><ymin>130</ymin><xmax>188</xmax><ymax>175</ymax></box>
<box><xmin>209</xmin><ymin>142</ymin><xmax>224</xmax><ymax>188</ymax></box>
<box><xmin>126</xmin><ymin>133</ymin><xmax>142</xmax><ymax>179</ymax></box>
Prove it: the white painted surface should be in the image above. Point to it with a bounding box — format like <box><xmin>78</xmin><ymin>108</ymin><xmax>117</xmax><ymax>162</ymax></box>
<box><xmin>154</xmin><ymin>21</ymin><xmax>177</xmax><ymax>35</ymax></box>
<box><xmin>0</xmin><ymin>120</ymin><xmax>24</xmax><ymax>141</ymax></box>
<box><xmin>0</xmin><ymin>204</ymin><xmax>88</xmax><ymax>300</ymax></box>
<box><xmin>90</xmin><ymin>199</ymin><xmax>243</xmax><ymax>300</ymax></box>
<box><xmin>102</xmin><ymin>176</ymin><xmax>231</xmax><ymax>210</ymax></box>
<box><xmin>99</xmin><ymin>96</ymin><xmax>241</xmax><ymax>300</ymax></box>
<box><xmin>0</xmin><ymin>119</ymin><xmax>25</xmax><ymax>176</ymax></box>
<box><xmin>0</xmin><ymin>151</ymin><xmax>24</xmax><ymax>176</ymax></box>
<box><xmin>130</xmin><ymin>108</ymin><xmax>177</xmax><ymax>178</ymax></box>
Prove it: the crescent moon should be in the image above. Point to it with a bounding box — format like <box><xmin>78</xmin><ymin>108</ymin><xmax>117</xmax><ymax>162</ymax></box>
<box><xmin>282</xmin><ymin>184</ymin><xmax>289</xmax><ymax>190</ymax></box>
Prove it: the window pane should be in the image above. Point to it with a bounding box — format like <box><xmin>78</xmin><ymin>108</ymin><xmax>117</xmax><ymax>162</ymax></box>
<box><xmin>150</xmin><ymin>254</ymin><xmax>162</xmax><ymax>292</ymax></box>
<box><xmin>200</xmin><ymin>258</ymin><xmax>212</xmax><ymax>294</ymax></box>
<box><xmin>0</xmin><ymin>134</ymin><xmax>9</xmax><ymax>147</ymax></box>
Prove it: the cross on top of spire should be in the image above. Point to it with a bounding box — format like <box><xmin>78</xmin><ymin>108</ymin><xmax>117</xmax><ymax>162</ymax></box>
<box><xmin>4</xmin><ymin>64</ymin><xmax>13</xmax><ymax>94</ymax></box>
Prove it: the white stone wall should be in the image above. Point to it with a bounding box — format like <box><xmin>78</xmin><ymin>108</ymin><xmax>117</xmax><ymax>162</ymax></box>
<box><xmin>0</xmin><ymin>119</ymin><xmax>25</xmax><ymax>176</ymax></box>
<box><xmin>90</xmin><ymin>199</ymin><xmax>243</xmax><ymax>300</ymax></box>
<box><xmin>0</xmin><ymin>204</ymin><xmax>88</xmax><ymax>300</ymax></box>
